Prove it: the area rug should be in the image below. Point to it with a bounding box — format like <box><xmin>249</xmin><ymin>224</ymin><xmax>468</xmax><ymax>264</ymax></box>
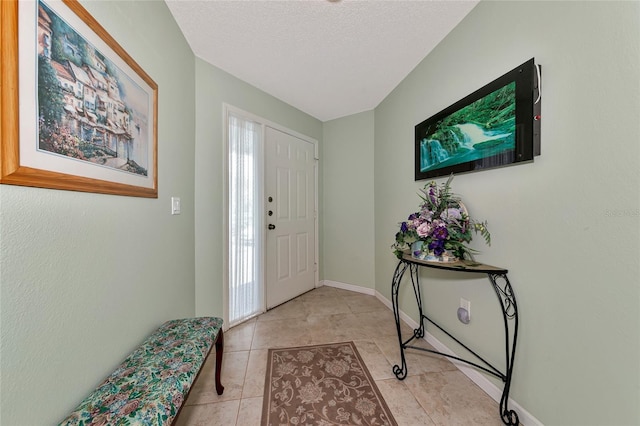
<box><xmin>261</xmin><ymin>341</ymin><xmax>397</xmax><ymax>426</ymax></box>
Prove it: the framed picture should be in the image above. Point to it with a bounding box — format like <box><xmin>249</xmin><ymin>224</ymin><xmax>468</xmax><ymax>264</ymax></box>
<box><xmin>1</xmin><ymin>0</ymin><xmax>158</xmax><ymax>197</ymax></box>
<box><xmin>415</xmin><ymin>58</ymin><xmax>540</xmax><ymax>181</ymax></box>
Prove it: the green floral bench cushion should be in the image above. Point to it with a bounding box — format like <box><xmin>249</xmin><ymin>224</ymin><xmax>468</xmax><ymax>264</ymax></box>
<box><xmin>59</xmin><ymin>316</ymin><xmax>223</xmax><ymax>426</ymax></box>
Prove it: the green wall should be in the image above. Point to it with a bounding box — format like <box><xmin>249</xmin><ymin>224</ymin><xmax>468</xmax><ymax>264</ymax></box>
<box><xmin>0</xmin><ymin>1</ymin><xmax>197</xmax><ymax>424</ymax></box>
<box><xmin>193</xmin><ymin>59</ymin><xmax>323</xmax><ymax>317</ymax></box>
<box><xmin>374</xmin><ymin>1</ymin><xmax>639</xmax><ymax>424</ymax></box>
<box><xmin>322</xmin><ymin>111</ymin><xmax>375</xmax><ymax>289</ymax></box>
<box><xmin>2</xmin><ymin>0</ymin><xmax>639</xmax><ymax>424</ymax></box>
<box><xmin>0</xmin><ymin>2</ymin><xmax>322</xmax><ymax>422</ymax></box>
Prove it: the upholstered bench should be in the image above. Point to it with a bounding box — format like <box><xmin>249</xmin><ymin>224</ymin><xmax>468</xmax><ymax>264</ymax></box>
<box><xmin>59</xmin><ymin>317</ymin><xmax>224</xmax><ymax>426</ymax></box>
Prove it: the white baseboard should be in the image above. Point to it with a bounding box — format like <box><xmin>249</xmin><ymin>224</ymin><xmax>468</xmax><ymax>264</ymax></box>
<box><xmin>374</xmin><ymin>290</ymin><xmax>543</xmax><ymax>426</ymax></box>
<box><xmin>320</xmin><ymin>279</ymin><xmax>376</xmax><ymax>296</ymax></box>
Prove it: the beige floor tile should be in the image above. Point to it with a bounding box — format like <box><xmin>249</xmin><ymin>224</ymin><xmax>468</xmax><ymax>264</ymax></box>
<box><xmin>353</xmin><ymin>309</ymin><xmax>407</xmax><ymax>338</ymax></box>
<box><xmin>242</xmin><ymin>349</ymin><xmax>268</xmax><ymax>398</ymax></box>
<box><xmin>300</xmin><ymin>314</ymin><xmax>351</xmax><ymax>345</ymax></box>
<box><xmin>405</xmin><ymin>370</ymin><xmax>503</xmax><ymax>426</ymax></box>
<box><xmin>236</xmin><ymin>397</ymin><xmax>263</xmax><ymax>426</ymax></box>
<box><xmin>225</xmin><ymin>318</ymin><xmax>256</xmax><ymax>352</ymax></box>
<box><xmin>257</xmin><ymin>297</ymin><xmax>307</xmax><ymax>322</ymax></box>
<box><xmin>353</xmin><ymin>339</ymin><xmax>395</xmax><ymax>380</ymax></box>
<box><xmin>251</xmin><ymin>318</ymin><xmax>308</xmax><ymax>349</ymax></box>
<box><xmin>320</xmin><ymin>309</ymin><xmax>411</xmax><ymax>343</ymax></box>
<box><xmin>301</xmin><ymin>294</ymin><xmax>352</xmax><ymax>316</ymax></box>
<box><xmin>308</xmin><ymin>312</ymin><xmax>359</xmax><ymax>342</ymax></box>
<box><xmin>343</xmin><ymin>293</ymin><xmax>391</xmax><ymax>314</ymax></box>
<box><xmin>251</xmin><ymin>316</ymin><xmax>336</xmax><ymax>349</ymax></box>
<box><xmin>300</xmin><ymin>285</ymin><xmax>341</xmax><ymax>298</ymax></box>
<box><xmin>174</xmin><ymin>399</ymin><xmax>239</xmax><ymax>426</ymax></box>
<box><xmin>375</xmin><ymin>378</ymin><xmax>436</xmax><ymax>426</ymax></box>
<box><xmin>186</xmin><ymin>350</ymin><xmax>249</xmax><ymax>404</ymax></box>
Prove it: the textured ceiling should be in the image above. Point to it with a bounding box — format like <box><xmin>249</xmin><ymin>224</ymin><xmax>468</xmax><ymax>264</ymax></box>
<box><xmin>165</xmin><ymin>0</ymin><xmax>479</xmax><ymax>122</ymax></box>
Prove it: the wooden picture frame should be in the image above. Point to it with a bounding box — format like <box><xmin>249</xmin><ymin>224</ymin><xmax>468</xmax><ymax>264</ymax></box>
<box><xmin>1</xmin><ymin>0</ymin><xmax>158</xmax><ymax>197</ymax></box>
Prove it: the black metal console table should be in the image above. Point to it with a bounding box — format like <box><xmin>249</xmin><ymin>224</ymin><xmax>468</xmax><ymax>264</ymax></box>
<box><xmin>391</xmin><ymin>254</ymin><xmax>519</xmax><ymax>425</ymax></box>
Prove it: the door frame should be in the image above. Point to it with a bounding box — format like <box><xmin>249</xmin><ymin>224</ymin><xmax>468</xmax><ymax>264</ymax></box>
<box><xmin>222</xmin><ymin>103</ymin><xmax>319</xmax><ymax>327</ymax></box>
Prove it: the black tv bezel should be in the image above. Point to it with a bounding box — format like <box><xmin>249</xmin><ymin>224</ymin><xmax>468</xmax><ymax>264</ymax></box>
<box><xmin>414</xmin><ymin>58</ymin><xmax>540</xmax><ymax>181</ymax></box>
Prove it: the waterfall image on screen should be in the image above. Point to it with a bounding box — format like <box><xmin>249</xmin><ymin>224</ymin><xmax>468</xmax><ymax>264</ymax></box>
<box><xmin>419</xmin><ymin>82</ymin><xmax>516</xmax><ymax>173</ymax></box>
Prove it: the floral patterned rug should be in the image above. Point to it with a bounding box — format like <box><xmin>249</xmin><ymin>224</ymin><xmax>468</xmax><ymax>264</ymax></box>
<box><xmin>262</xmin><ymin>341</ymin><xmax>397</xmax><ymax>425</ymax></box>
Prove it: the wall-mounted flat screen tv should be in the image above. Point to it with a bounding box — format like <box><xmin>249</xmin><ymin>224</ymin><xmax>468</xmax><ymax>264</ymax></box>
<box><xmin>415</xmin><ymin>58</ymin><xmax>541</xmax><ymax>181</ymax></box>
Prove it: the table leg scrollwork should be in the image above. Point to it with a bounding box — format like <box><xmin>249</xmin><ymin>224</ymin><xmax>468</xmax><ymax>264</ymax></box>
<box><xmin>391</xmin><ymin>260</ymin><xmax>410</xmax><ymax>380</ymax></box>
<box><xmin>391</xmin><ymin>259</ymin><xmax>520</xmax><ymax>426</ymax></box>
<box><xmin>489</xmin><ymin>273</ymin><xmax>519</xmax><ymax>426</ymax></box>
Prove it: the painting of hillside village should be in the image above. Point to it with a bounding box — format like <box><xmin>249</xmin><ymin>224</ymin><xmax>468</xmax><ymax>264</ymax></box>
<box><xmin>37</xmin><ymin>1</ymin><xmax>150</xmax><ymax>176</ymax></box>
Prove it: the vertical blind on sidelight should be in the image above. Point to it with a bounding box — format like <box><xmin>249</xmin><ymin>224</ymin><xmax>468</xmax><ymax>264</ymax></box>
<box><xmin>228</xmin><ymin>112</ymin><xmax>263</xmax><ymax>326</ymax></box>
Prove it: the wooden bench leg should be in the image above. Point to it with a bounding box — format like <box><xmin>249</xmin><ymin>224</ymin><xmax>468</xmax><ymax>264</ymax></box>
<box><xmin>215</xmin><ymin>329</ymin><xmax>224</xmax><ymax>395</ymax></box>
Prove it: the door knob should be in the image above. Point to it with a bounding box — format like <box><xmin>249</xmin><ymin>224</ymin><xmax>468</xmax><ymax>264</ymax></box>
<box><xmin>268</xmin><ymin>224</ymin><xmax>276</xmax><ymax>230</ymax></box>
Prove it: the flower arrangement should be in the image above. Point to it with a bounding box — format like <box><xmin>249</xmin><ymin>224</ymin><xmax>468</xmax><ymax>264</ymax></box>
<box><xmin>392</xmin><ymin>176</ymin><xmax>491</xmax><ymax>261</ymax></box>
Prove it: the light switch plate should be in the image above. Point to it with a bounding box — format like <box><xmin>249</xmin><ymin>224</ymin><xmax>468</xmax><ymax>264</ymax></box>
<box><xmin>171</xmin><ymin>197</ymin><xmax>181</xmax><ymax>215</ymax></box>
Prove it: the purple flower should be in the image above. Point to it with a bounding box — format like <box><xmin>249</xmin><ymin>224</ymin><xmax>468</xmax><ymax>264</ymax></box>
<box><xmin>428</xmin><ymin>240</ymin><xmax>445</xmax><ymax>256</ymax></box>
<box><xmin>432</xmin><ymin>226</ymin><xmax>448</xmax><ymax>240</ymax></box>
<box><xmin>400</xmin><ymin>222</ymin><xmax>408</xmax><ymax>233</ymax></box>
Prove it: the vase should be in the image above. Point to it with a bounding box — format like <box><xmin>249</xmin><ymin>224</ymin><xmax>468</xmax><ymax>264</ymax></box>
<box><xmin>411</xmin><ymin>241</ymin><xmax>458</xmax><ymax>263</ymax></box>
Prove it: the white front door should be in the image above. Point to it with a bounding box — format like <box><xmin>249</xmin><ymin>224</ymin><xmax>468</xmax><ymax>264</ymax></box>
<box><xmin>265</xmin><ymin>126</ymin><xmax>316</xmax><ymax>309</ymax></box>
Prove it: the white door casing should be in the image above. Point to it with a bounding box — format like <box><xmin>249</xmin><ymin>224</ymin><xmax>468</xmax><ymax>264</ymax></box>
<box><xmin>265</xmin><ymin>126</ymin><xmax>317</xmax><ymax>309</ymax></box>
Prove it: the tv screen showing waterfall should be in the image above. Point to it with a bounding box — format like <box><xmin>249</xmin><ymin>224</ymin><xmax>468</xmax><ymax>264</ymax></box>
<box><xmin>415</xmin><ymin>58</ymin><xmax>540</xmax><ymax>181</ymax></box>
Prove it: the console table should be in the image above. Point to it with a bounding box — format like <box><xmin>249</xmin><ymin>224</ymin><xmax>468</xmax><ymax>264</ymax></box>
<box><xmin>391</xmin><ymin>254</ymin><xmax>519</xmax><ymax>425</ymax></box>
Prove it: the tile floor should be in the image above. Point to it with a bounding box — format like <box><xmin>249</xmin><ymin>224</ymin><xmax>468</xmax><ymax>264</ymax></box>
<box><xmin>175</xmin><ymin>286</ymin><xmax>504</xmax><ymax>426</ymax></box>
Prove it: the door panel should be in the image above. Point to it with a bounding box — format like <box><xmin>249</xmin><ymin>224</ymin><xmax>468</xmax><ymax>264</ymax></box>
<box><xmin>296</xmin><ymin>233</ymin><xmax>309</xmax><ymax>273</ymax></box>
<box><xmin>265</xmin><ymin>127</ymin><xmax>316</xmax><ymax>309</ymax></box>
<box><xmin>276</xmin><ymin>235</ymin><xmax>291</xmax><ymax>280</ymax></box>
